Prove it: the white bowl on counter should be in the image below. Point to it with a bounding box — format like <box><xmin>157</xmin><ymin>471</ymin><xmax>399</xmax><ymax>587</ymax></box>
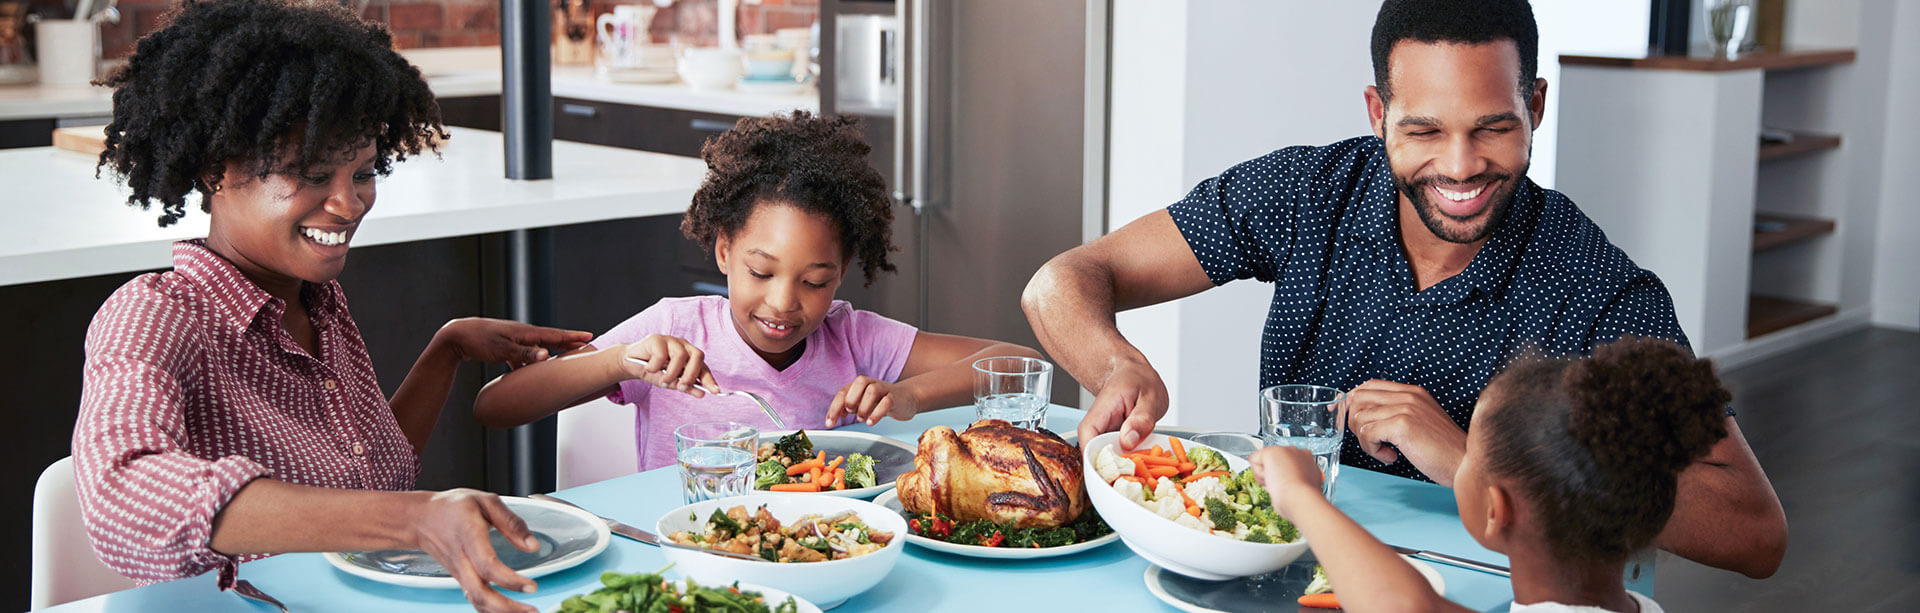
<box><xmin>1081</xmin><ymin>431</ymin><xmax>1311</xmax><ymax>580</ymax></box>
<box><xmin>654</xmin><ymin>493</ymin><xmax>906</xmax><ymax>609</ymax></box>
<box><xmin>677</xmin><ymin>47</ymin><xmax>743</xmax><ymax>91</ymax></box>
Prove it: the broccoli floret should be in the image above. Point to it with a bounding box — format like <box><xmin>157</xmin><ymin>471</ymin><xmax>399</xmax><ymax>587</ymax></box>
<box><xmin>773</xmin><ymin>430</ymin><xmax>814</xmax><ymax>461</ymax></box>
<box><xmin>1236</xmin><ymin>469</ymin><xmax>1273</xmax><ymax>507</ymax></box>
<box><xmin>1243</xmin><ymin>527</ymin><xmax>1274</xmax><ymax>544</ymax></box>
<box><xmin>1305</xmin><ymin>564</ymin><xmax>1334</xmax><ymax>594</ymax></box>
<box><xmin>1187</xmin><ymin>446</ymin><xmax>1230</xmax><ymax>475</ymax></box>
<box><xmin>1203</xmin><ymin>496</ymin><xmax>1239</xmax><ymax>531</ymax></box>
<box><xmin>753</xmin><ymin>460</ymin><xmax>789</xmax><ymax>489</ymax></box>
<box><xmin>843</xmin><ymin>453</ymin><xmax>877</xmax><ymax>489</ymax></box>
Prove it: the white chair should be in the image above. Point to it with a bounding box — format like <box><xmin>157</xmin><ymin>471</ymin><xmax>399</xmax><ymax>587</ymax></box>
<box><xmin>31</xmin><ymin>456</ymin><xmax>135</xmax><ymax>610</ymax></box>
<box><xmin>556</xmin><ymin>397</ymin><xmax>640</xmax><ymax>489</ymax></box>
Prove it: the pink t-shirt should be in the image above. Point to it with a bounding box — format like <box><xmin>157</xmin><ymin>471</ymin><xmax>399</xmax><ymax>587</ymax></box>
<box><xmin>592</xmin><ymin>295</ymin><xmax>919</xmax><ymax>471</ymax></box>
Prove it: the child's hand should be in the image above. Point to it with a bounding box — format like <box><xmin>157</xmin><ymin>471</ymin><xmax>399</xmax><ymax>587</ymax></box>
<box><xmin>1248</xmin><ymin>445</ymin><xmax>1325</xmax><ymax>516</ymax></box>
<box><xmin>618</xmin><ymin>335</ymin><xmax>719</xmax><ymax>397</ymax></box>
<box><xmin>437</xmin><ymin>318</ymin><xmax>593</xmax><ymax>369</ymax></box>
<box><xmin>826</xmin><ymin>376</ymin><xmax>918</xmax><ymax>426</ymax></box>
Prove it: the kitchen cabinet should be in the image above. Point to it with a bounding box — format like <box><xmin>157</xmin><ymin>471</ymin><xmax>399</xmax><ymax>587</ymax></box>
<box><xmin>436</xmin><ymin>94</ymin><xmax>745</xmax><ymax>159</ymax></box>
<box><xmin>0</xmin><ymin>117</ymin><xmax>54</xmax><ymax>148</ymax></box>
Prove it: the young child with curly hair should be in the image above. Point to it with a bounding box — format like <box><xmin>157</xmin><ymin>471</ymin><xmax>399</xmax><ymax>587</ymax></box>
<box><xmin>475</xmin><ymin>111</ymin><xmax>1038</xmax><ymax>470</ymax></box>
<box><xmin>76</xmin><ymin>1</ymin><xmax>589</xmax><ymax>610</ymax></box>
<box><xmin>1250</xmin><ymin>336</ymin><xmax>1731</xmax><ymax>612</ymax></box>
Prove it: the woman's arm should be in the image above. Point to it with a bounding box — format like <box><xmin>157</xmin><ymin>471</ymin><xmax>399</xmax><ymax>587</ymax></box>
<box><xmin>472</xmin><ymin>336</ymin><xmax>721</xmax><ymax>428</ymax></box>
<box><xmin>1250</xmin><ymin>446</ymin><xmax>1469</xmax><ymax>613</ymax></box>
<box><xmin>826</xmin><ymin>332</ymin><xmax>1040</xmax><ymax>425</ymax></box>
<box><xmin>389</xmin><ymin>319</ymin><xmax>590</xmax><ymax>448</ymax></box>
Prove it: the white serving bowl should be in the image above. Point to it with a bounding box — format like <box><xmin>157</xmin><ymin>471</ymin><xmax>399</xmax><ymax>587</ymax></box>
<box><xmin>1082</xmin><ymin>431</ymin><xmax>1310</xmax><ymax>580</ymax></box>
<box><xmin>677</xmin><ymin>47</ymin><xmax>743</xmax><ymax>90</ymax></box>
<box><xmin>654</xmin><ymin>493</ymin><xmax>906</xmax><ymax>609</ymax></box>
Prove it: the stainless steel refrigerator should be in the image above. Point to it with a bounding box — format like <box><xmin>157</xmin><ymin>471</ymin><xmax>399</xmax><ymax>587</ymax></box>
<box><xmin>820</xmin><ymin>0</ymin><xmax>1104</xmax><ymax>404</ymax></box>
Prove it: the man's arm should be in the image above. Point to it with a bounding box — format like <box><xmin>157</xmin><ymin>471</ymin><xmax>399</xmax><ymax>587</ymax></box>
<box><xmin>1021</xmin><ymin>209</ymin><xmax>1214</xmax><ymax>448</ymax></box>
<box><xmin>1656</xmin><ymin>417</ymin><xmax>1787</xmax><ymax>578</ymax></box>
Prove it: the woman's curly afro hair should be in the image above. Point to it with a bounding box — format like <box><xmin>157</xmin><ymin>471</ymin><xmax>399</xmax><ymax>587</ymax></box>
<box><xmin>681</xmin><ymin>111</ymin><xmax>897</xmax><ymax>286</ymax></box>
<box><xmin>96</xmin><ymin>0</ymin><xmax>445</xmax><ymax>227</ymax></box>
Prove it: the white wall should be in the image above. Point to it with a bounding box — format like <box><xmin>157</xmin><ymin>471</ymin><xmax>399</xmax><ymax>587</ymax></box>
<box><xmin>1868</xmin><ymin>0</ymin><xmax>1920</xmax><ymax>329</ymax></box>
<box><xmin>1532</xmin><ymin>2</ymin><xmax>1651</xmax><ymax>189</ymax></box>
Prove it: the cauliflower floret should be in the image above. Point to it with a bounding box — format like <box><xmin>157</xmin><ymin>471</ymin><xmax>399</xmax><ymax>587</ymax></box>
<box><xmin>1093</xmin><ymin>446</ymin><xmax>1137</xmax><ymax>483</ymax></box>
<box><xmin>1153</xmin><ymin>476</ymin><xmax>1184</xmax><ymax>502</ymax></box>
<box><xmin>1183</xmin><ymin>476</ymin><xmax>1227</xmax><ymax>505</ymax></box>
<box><xmin>1153</xmin><ymin>495</ymin><xmax>1188</xmax><ymax>520</ymax></box>
<box><xmin>1173</xmin><ymin>511</ymin><xmax>1212</xmax><ymax>532</ymax></box>
<box><xmin>1114</xmin><ymin>478</ymin><xmax>1149</xmax><ymax>507</ymax></box>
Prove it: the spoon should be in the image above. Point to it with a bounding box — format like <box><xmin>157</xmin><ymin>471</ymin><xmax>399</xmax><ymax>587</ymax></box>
<box><xmin>624</xmin><ymin>356</ymin><xmax>787</xmax><ymax>429</ymax></box>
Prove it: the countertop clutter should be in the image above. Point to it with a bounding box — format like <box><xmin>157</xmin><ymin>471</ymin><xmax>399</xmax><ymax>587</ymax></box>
<box><xmin>0</xmin><ymin>46</ymin><xmax>818</xmax><ymax>121</ymax></box>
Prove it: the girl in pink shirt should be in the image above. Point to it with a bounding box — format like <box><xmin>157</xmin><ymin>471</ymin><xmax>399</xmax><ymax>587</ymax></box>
<box><xmin>475</xmin><ymin>112</ymin><xmax>1038</xmax><ymax>470</ymax></box>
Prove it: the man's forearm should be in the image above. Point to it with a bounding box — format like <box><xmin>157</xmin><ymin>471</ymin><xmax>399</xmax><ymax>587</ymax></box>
<box><xmin>1022</xmin><ymin>253</ymin><xmax>1152</xmax><ymax>395</ymax></box>
<box><xmin>1656</xmin><ymin>422</ymin><xmax>1787</xmax><ymax>578</ymax></box>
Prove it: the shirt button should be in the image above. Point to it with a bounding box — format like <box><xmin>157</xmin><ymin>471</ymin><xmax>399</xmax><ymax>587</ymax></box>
<box><xmin>351</xmin><ymin>443</ymin><xmax>366</xmax><ymax>456</ymax></box>
<box><xmin>323</xmin><ymin>379</ymin><xmax>338</xmax><ymax>391</ymax></box>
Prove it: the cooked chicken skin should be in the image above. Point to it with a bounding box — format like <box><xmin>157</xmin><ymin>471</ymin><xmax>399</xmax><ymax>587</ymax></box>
<box><xmin>895</xmin><ymin>419</ymin><xmax>1089</xmax><ymax>529</ymax></box>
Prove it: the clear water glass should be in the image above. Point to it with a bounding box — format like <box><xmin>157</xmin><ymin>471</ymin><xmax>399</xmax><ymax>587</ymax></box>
<box><xmin>972</xmin><ymin>356</ymin><xmax>1052</xmax><ymax>430</ymax></box>
<box><xmin>1704</xmin><ymin>0</ymin><xmax>1755</xmax><ymax>57</ymax></box>
<box><xmin>1259</xmin><ymin>384</ymin><xmax>1347</xmax><ymax>500</ymax></box>
<box><xmin>674</xmin><ymin>421</ymin><xmax>757</xmax><ymax>504</ymax></box>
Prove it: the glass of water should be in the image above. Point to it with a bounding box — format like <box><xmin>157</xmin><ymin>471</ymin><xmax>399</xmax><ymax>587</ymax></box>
<box><xmin>1259</xmin><ymin>384</ymin><xmax>1347</xmax><ymax>500</ymax></box>
<box><xmin>674</xmin><ymin>421</ymin><xmax>758</xmax><ymax>504</ymax></box>
<box><xmin>972</xmin><ymin>356</ymin><xmax>1052</xmax><ymax>430</ymax></box>
<box><xmin>1704</xmin><ymin>0</ymin><xmax>1755</xmax><ymax>57</ymax></box>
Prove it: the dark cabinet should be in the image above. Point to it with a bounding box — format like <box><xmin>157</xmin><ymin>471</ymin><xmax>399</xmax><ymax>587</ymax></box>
<box><xmin>0</xmin><ymin>117</ymin><xmax>55</xmax><ymax>148</ymax></box>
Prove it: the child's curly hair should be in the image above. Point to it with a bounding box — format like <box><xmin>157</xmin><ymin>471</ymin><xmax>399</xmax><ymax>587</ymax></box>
<box><xmin>95</xmin><ymin>0</ymin><xmax>445</xmax><ymax>227</ymax></box>
<box><xmin>681</xmin><ymin>111</ymin><xmax>897</xmax><ymax>286</ymax></box>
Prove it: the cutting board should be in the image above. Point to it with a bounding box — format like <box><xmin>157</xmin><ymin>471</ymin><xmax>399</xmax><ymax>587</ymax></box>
<box><xmin>52</xmin><ymin>125</ymin><xmax>108</xmax><ymax>157</ymax></box>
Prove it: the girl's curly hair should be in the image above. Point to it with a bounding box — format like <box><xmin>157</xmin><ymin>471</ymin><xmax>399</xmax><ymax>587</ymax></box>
<box><xmin>681</xmin><ymin>111</ymin><xmax>897</xmax><ymax>286</ymax></box>
<box><xmin>95</xmin><ymin>0</ymin><xmax>445</xmax><ymax>227</ymax></box>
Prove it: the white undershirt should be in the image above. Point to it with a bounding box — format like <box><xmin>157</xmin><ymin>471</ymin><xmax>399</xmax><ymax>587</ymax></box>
<box><xmin>1508</xmin><ymin>591</ymin><xmax>1663</xmax><ymax>613</ymax></box>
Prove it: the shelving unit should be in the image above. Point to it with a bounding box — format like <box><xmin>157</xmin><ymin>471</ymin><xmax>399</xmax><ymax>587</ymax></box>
<box><xmin>1557</xmin><ymin>49</ymin><xmax>1860</xmax><ymax>358</ymax></box>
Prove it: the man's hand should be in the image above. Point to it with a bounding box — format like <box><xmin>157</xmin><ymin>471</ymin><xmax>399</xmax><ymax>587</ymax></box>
<box><xmin>826</xmin><ymin>376</ymin><xmax>919</xmax><ymax>426</ymax></box>
<box><xmin>408</xmin><ymin>489</ymin><xmax>540</xmax><ymax>613</ymax></box>
<box><xmin>438</xmin><ymin>318</ymin><xmax>592</xmax><ymax>369</ymax></box>
<box><xmin>1076</xmin><ymin>360</ymin><xmax>1170</xmax><ymax>453</ymax></box>
<box><xmin>1344</xmin><ymin>380</ymin><xmax>1467</xmax><ymax>486</ymax></box>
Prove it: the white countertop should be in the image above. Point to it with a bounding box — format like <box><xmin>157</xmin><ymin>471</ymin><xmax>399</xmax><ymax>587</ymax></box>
<box><xmin>0</xmin><ymin>126</ymin><xmax>709</xmax><ymax>286</ymax></box>
<box><xmin>0</xmin><ymin>46</ymin><xmax>817</xmax><ymax>122</ymax></box>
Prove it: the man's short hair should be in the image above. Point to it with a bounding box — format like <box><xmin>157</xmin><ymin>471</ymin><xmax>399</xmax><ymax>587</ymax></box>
<box><xmin>1370</xmin><ymin>0</ymin><xmax>1539</xmax><ymax>104</ymax></box>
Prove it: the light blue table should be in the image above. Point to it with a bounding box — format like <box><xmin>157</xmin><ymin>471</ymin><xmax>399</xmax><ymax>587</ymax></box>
<box><xmin>45</xmin><ymin>407</ymin><xmax>1516</xmax><ymax>612</ymax></box>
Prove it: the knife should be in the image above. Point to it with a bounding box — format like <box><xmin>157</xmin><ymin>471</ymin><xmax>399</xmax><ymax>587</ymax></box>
<box><xmin>530</xmin><ymin>494</ymin><xmax>771</xmax><ymax>563</ymax></box>
<box><xmin>1388</xmin><ymin>544</ymin><xmax>1511</xmax><ymax>577</ymax></box>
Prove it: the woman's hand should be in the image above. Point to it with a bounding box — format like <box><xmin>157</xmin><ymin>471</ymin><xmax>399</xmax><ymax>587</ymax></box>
<box><xmin>826</xmin><ymin>376</ymin><xmax>919</xmax><ymax>426</ymax></box>
<box><xmin>618</xmin><ymin>335</ymin><xmax>719</xmax><ymax>396</ymax></box>
<box><xmin>407</xmin><ymin>489</ymin><xmax>541</xmax><ymax>613</ymax></box>
<box><xmin>1248</xmin><ymin>445</ymin><xmax>1326</xmax><ymax>517</ymax></box>
<box><xmin>438</xmin><ymin>318</ymin><xmax>593</xmax><ymax>369</ymax></box>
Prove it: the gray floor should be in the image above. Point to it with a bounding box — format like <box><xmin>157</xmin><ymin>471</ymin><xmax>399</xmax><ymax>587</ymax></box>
<box><xmin>1652</xmin><ymin>328</ymin><xmax>1920</xmax><ymax>611</ymax></box>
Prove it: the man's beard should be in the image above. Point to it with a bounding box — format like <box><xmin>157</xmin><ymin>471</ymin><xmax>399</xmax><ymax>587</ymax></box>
<box><xmin>1389</xmin><ymin>160</ymin><xmax>1527</xmax><ymax>245</ymax></box>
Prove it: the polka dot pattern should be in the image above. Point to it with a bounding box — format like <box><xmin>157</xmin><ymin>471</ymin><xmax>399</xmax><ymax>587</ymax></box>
<box><xmin>71</xmin><ymin>240</ymin><xmax>418</xmax><ymax>587</ymax></box>
<box><xmin>1167</xmin><ymin>136</ymin><xmax>1689</xmax><ymax>482</ymax></box>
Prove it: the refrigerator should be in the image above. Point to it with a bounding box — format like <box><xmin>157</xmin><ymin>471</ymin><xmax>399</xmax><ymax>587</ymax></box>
<box><xmin>819</xmin><ymin>0</ymin><xmax>1103</xmax><ymax>405</ymax></box>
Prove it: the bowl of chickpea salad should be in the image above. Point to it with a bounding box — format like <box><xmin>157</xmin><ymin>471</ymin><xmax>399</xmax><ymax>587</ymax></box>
<box><xmin>654</xmin><ymin>494</ymin><xmax>907</xmax><ymax>609</ymax></box>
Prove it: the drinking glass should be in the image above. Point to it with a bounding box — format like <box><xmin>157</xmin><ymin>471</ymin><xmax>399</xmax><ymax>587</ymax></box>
<box><xmin>1704</xmin><ymin>0</ymin><xmax>1755</xmax><ymax>58</ymax></box>
<box><xmin>1258</xmin><ymin>384</ymin><xmax>1347</xmax><ymax>500</ymax></box>
<box><xmin>674</xmin><ymin>421</ymin><xmax>758</xmax><ymax>504</ymax></box>
<box><xmin>972</xmin><ymin>356</ymin><xmax>1052</xmax><ymax>430</ymax></box>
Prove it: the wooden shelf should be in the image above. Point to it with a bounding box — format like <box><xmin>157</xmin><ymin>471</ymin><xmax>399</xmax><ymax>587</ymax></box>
<box><xmin>1752</xmin><ymin>214</ymin><xmax>1836</xmax><ymax>251</ymax></box>
<box><xmin>1560</xmin><ymin>48</ymin><xmax>1855</xmax><ymax>72</ymax></box>
<box><xmin>1747</xmin><ymin>295</ymin><xmax>1837</xmax><ymax>339</ymax></box>
<box><xmin>1758</xmin><ymin>133</ymin><xmax>1842</xmax><ymax>161</ymax></box>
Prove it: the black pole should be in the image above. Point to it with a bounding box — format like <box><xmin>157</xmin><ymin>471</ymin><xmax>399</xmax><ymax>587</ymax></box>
<box><xmin>1648</xmin><ymin>0</ymin><xmax>1692</xmax><ymax>57</ymax></box>
<box><xmin>506</xmin><ymin>228</ymin><xmax>556</xmax><ymax>496</ymax></box>
<box><xmin>501</xmin><ymin>0</ymin><xmax>552</xmax><ymax>179</ymax></box>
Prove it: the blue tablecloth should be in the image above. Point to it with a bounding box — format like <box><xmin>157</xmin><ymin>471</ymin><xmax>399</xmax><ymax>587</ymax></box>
<box><xmin>44</xmin><ymin>407</ymin><xmax>1515</xmax><ymax>612</ymax></box>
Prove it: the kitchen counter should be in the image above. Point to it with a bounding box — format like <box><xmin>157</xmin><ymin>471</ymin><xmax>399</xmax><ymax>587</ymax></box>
<box><xmin>0</xmin><ymin>126</ymin><xmax>708</xmax><ymax>287</ymax></box>
<box><xmin>0</xmin><ymin>46</ymin><xmax>816</xmax><ymax>122</ymax></box>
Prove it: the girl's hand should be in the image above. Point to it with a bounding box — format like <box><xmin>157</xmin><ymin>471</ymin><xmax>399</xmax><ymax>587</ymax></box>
<box><xmin>1248</xmin><ymin>445</ymin><xmax>1326</xmax><ymax>517</ymax></box>
<box><xmin>826</xmin><ymin>376</ymin><xmax>918</xmax><ymax>426</ymax></box>
<box><xmin>407</xmin><ymin>489</ymin><xmax>541</xmax><ymax>613</ymax></box>
<box><xmin>619</xmin><ymin>335</ymin><xmax>719</xmax><ymax>397</ymax></box>
<box><xmin>438</xmin><ymin>318</ymin><xmax>592</xmax><ymax>369</ymax></box>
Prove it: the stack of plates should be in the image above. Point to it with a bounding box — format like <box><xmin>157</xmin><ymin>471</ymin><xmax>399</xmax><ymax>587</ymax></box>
<box><xmin>736</xmin><ymin>76</ymin><xmax>809</xmax><ymax>95</ymax></box>
<box><xmin>598</xmin><ymin>64</ymin><xmax>676</xmax><ymax>84</ymax></box>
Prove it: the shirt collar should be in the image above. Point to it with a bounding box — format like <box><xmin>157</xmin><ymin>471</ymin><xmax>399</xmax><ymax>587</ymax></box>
<box><xmin>170</xmin><ymin>240</ymin><xmax>344</xmax><ymax>334</ymax></box>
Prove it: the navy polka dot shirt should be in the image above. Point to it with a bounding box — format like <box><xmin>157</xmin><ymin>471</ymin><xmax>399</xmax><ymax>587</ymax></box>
<box><xmin>1168</xmin><ymin>136</ymin><xmax>1689</xmax><ymax>482</ymax></box>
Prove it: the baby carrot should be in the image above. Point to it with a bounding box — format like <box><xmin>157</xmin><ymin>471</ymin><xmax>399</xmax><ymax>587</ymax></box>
<box><xmin>1178</xmin><ymin>462</ymin><xmax>1196</xmax><ymax>474</ymax></box>
<box><xmin>817</xmin><ymin>450</ymin><xmax>826</xmax><ymax>464</ymax></box>
<box><xmin>786</xmin><ymin>459</ymin><xmax>824</xmax><ymax>475</ymax></box>
<box><xmin>1297</xmin><ymin>593</ymin><xmax>1340</xmax><ymax>609</ymax></box>
<box><xmin>1183</xmin><ymin>470</ymin><xmax>1231</xmax><ymax>484</ymax></box>
<box><xmin>1147</xmin><ymin>465</ymin><xmax>1180</xmax><ymax>478</ymax></box>
<box><xmin>811</xmin><ymin>467</ymin><xmax>823</xmax><ymax>486</ymax></box>
<box><xmin>831</xmin><ymin>469</ymin><xmax>845</xmax><ymax>490</ymax></box>
<box><xmin>1186</xmin><ymin>505</ymin><xmax>1202</xmax><ymax>517</ymax></box>
<box><xmin>826</xmin><ymin>456</ymin><xmax>844</xmax><ymax>471</ymax></box>
<box><xmin>1169</xmin><ymin>437</ymin><xmax>1187</xmax><ymax>460</ymax></box>
<box><xmin>1130</xmin><ymin>454</ymin><xmax>1181</xmax><ymax>467</ymax></box>
<box><xmin>1134</xmin><ymin>456</ymin><xmax>1154</xmax><ymax>481</ymax></box>
<box><xmin>770</xmin><ymin>482</ymin><xmax>821</xmax><ymax>492</ymax></box>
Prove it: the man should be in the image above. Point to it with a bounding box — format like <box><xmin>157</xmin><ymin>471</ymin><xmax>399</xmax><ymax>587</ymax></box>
<box><xmin>1023</xmin><ymin>0</ymin><xmax>1786</xmax><ymax>578</ymax></box>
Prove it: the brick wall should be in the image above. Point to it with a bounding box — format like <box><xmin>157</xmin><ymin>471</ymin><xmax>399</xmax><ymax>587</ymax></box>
<box><xmin>93</xmin><ymin>0</ymin><xmax>816</xmax><ymax>59</ymax></box>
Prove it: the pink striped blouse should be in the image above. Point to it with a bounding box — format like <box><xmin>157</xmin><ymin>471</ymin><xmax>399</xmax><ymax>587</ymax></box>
<box><xmin>71</xmin><ymin>240</ymin><xmax>418</xmax><ymax>587</ymax></box>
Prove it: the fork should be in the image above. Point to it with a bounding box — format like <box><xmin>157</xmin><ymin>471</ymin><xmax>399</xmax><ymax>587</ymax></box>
<box><xmin>232</xmin><ymin>579</ymin><xmax>290</xmax><ymax>612</ymax></box>
<box><xmin>624</xmin><ymin>356</ymin><xmax>787</xmax><ymax>429</ymax></box>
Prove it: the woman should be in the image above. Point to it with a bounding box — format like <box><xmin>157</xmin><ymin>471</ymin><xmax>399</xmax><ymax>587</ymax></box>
<box><xmin>73</xmin><ymin>2</ymin><xmax>586</xmax><ymax>612</ymax></box>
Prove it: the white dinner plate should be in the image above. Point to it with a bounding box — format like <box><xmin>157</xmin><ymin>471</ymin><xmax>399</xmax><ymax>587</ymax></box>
<box><xmin>753</xmin><ymin>430</ymin><xmax>914</xmax><ymax>499</ymax></box>
<box><xmin>871</xmin><ymin>489</ymin><xmax>1120</xmax><ymax>559</ymax></box>
<box><xmin>324</xmin><ymin>497</ymin><xmax>610</xmax><ymax>589</ymax></box>
<box><xmin>1143</xmin><ymin>554</ymin><xmax>1446</xmax><ymax>612</ymax></box>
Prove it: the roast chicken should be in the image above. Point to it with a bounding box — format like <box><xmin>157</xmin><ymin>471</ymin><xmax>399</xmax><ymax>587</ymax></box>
<box><xmin>895</xmin><ymin>419</ymin><xmax>1090</xmax><ymax>529</ymax></box>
